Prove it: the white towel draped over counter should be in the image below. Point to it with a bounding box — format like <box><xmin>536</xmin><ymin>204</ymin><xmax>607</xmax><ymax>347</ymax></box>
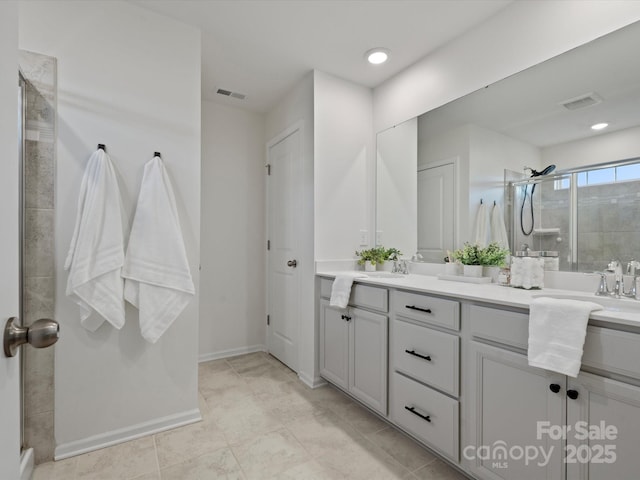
<box><xmin>65</xmin><ymin>148</ymin><xmax>126</xmax><ymax>331</ymax></box>
<box><xmin>528</xmin><ymin>297</ymin><xmax>603</xmax><ymax>377</ymax></box>
<box><xmin>330</xmin><ymin>273</ymin><xmax>368</xmax><ymax>309</ymax></box>
<box><xmin>122</xmin><ymin>155</ymin><xmax>194</xmax><ymax>343</ymax></box>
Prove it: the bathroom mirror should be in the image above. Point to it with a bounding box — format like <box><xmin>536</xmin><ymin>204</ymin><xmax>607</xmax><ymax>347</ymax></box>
<box><xmin>376</xmin><ymin>20</ymin><xmax>640</xmax><ymax>271</ymax></box>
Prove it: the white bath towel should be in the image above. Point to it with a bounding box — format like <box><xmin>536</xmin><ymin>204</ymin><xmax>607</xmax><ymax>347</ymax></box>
<box><xmin>122</xmin><ymin>155</ymin><xmax>194</xmax><ymax>343</ymax></box>
<box><xmin>65</xmin><ymin>148</ymin><xmax>125</xmax><ymax>331</ymax></box>
<box><xmin>472</xmin><ymin>202</ymin><xmax>488</xmax><ymax>247</ymax></box>
<box><xmin>490</xmin><ymin>203</ymin><xmax>510</xmax><ymax>250</ymax></box>
<box><xmin>330</xmin><ymin>273</ymin><xmax>368</xmax><ymax>308</ymax></box>
<box><xmin>528</xmin><ymin>297</ymin><xmax>603</xmax><ymax>377</ymax></box>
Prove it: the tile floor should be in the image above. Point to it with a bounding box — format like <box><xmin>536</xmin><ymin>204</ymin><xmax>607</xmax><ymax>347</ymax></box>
<box><xmin>33</xmin><ymin>352</ymin><xmax>469</xmax><ymax>479</ymax></box>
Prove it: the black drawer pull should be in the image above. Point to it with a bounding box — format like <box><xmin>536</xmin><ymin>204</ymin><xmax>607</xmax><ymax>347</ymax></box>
<box><xmin>405</xmin><ymin>349</ymin><xmax>431</xmax><ymax>361</ymax></box>
<box><xmin>405</xmin><ymin>405</ymin><xmax>431</xmax><ymax>422</ymax></box>
<box><xmin>405</xmin><ymin>305</ymin><xmax>432</xmax><ymax>314</ymax></box>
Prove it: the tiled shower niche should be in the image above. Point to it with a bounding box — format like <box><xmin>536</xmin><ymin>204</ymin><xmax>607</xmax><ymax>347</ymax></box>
<box><xmin>19</xmin><ymin>49</ymin><xmax>57</xmax><ymax>464</ymax></box>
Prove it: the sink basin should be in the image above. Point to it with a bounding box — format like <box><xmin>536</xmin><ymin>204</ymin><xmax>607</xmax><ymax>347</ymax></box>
<box><xmin>363</xmin><ymin>272</ymin><xmax>406</xmax><ymax>279</ymax></box>
<box><xmin>533</xmin><ymin>293</ymin><xmax>640</xmax><ymax>313</ymax></box>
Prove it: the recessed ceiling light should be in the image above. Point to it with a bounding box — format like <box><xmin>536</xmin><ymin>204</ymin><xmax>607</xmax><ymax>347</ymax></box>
<box><xmin>365</xmin><ymin>48</ymin><xmax>389</xmax><ymax>65</ymax></box>
<box><xmin>591</xmin><ymin>122</ymin><xmax>609</xmax><ymax>130</ymax></box>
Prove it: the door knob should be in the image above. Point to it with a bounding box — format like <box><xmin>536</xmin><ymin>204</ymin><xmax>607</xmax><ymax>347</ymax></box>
<box><xmin>287</xmin><ymin>259</ymin><xmax>297</xmax><ymax>268</ymax></box>
<box><xmin>4</xmin><ymin>317</ymin><xmax>59</xmax><ymax>357</ymax></box>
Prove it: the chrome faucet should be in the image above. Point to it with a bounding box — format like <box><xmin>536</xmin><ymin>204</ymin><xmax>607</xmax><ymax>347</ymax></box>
<box><xmin>594</xmin><ymin>272</ymin><xmax>609</xmax><ymax>296</ymax></box>
<box><xmin>608</xmin><ymin>260</ymin><xmax>624</xmax><ymax>299</ymax></box>
<box><xmin>625</xmin><ymin>259</ymin><xmax>640</xmax><ymax>299</ymax></box>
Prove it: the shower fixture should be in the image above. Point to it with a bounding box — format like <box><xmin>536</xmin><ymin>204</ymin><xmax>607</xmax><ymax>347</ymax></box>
<box><xmin>520</xmin><ymin>164</ymin><xmax>556</xmax><ymax>236</ymax></box>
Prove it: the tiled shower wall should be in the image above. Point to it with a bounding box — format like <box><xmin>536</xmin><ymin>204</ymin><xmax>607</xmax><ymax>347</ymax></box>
<box><xmin>19</xmin><ymin>49</ymin><xmax>57</xmax><ymax>464</ymax></box>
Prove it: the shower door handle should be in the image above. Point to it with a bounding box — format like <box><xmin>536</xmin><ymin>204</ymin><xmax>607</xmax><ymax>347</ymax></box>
<box><xmin>3</xmin><ymin>317</ymin><xmax>59</xmax><ymax>357</ymax></box>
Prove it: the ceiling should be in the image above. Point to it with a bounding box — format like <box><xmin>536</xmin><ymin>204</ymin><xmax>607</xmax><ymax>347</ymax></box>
<box><xmin>130</xmin><ymin>0</ymin><xmax>512</xmax><ymax>113</ymax></box>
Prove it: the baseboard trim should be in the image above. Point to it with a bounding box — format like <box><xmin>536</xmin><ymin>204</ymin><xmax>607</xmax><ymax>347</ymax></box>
<box><xmin>54</xmin><ymin>408</ymin><xmax>201</xmax><ymax>460</ymax></box>
<box><xmin>20</xmin><ymin>447</ymin><xmax>34</xmax><ymax>480</ymax></box>
<box><xmin>298</xmin><ymin>371</ymin><xmax>327</xmax><ymax>389</ymax></box>
<box><xmin>198</xmin><ymin>344</ymin><xmax>267</xmax><ymax>363</ymax></box>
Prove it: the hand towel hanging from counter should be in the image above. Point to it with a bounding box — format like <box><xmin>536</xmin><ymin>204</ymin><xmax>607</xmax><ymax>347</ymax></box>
<box><xmin>122</xmin><ymin>155</ymin><xmax>194</xmax><ymax>343</ymax></box>
<box><xmin>64</xmin><ymin>148</ymin><xmax>126</xmax><ymax>331</ymax></box>
<box><xmin>527</xmin><ymin>297</ymin><xmax>603</xmax><ymax>377</ymax></box>
<box><xmin>330</xmin><ymin>273</ymin><xmax>368</xmax><ymax>309</ymax></box>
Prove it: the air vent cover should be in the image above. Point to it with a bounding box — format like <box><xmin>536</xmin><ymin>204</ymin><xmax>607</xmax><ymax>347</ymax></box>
<box><xmin>559</xmin><ymin>92</ymin><xmax>602</xmax><ymax>110</ymax></box>
<box><xmin>216</xmin><ymin>88</ymin><xmax>246</xmax><ymax>100</ymax></box>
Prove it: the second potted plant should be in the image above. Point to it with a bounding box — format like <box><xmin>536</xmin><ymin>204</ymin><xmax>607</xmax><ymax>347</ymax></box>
<box><xmin>451</xmin><ymin>242</ymin><xmax>509</xmax><ymax>278</ymax></box>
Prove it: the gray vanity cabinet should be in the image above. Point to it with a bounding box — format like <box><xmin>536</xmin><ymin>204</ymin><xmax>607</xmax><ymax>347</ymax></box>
<box><xmin>318</xmin><ymin>280</ymin><xmax>389</xmax><ymax>415</ymax></box>
<box><xmin>467</xmin><ymin>340</ymin><xmax>564</xmax><ymax>480</ymax></box>
<box><xmin>467</xmin><ymin>303</ymin><xmax>640</xmax><ymax>480</ymax></box>
<box><xmin>566</xmin><ymin>372</ymin><xmax>640</xmax><ymax>480</ymax></box>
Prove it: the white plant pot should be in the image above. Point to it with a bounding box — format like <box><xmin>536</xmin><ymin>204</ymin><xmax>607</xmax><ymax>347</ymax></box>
<box><xmin>444</xmin><ymin>263</ymin><xmax>462</xmax><ymax>276</ymax></box>
<box><xmin>377</xmin><ymin>261</ymin><xmax>393</xmax><ymax>272</ymax></box>
<box><xmin>483</xmin><ymin>266</ymin><xmax>501</xmax><ymax>283</ymax></box>
<box><xmin>364</xmin><ymin>261</ymin><xmax>376</xmax><ymax>272</ymax></box>
<box><xmin>463</xmin><ymin>265</ymin><xmax>483</xmax><ymax>277</ymax></box>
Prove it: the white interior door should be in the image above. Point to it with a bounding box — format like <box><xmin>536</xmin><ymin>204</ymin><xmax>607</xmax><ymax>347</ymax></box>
<box><xmin>418</xmin><ymin>163</ymin><xmax>455</xmax><ymax>262</ymax></box>
<box><xmin>0</xmin><ymin>82</ymin><xmax>22</xmax><ymax>479</ymax></box>
<box><xmin>267</xmin><ymin>129</ymin><xmax>301</xmax><ymax>372</ymax></box>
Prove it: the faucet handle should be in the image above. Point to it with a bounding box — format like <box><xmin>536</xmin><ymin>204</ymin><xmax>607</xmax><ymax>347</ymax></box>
<box><xmin>593</xmin><ymin>271</ymin><xmax>610</xmax><ymax>296</ymax></box>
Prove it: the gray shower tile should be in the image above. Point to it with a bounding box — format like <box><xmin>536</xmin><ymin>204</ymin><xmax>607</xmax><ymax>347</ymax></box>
<box><xmin>23</xmin><ymin>208</ymin><xmax>55</xmax><ymax>277</ymax></box>
<box><xmin>23</xmin><ymin>276</ymin><xmax>55</xmax><ymax>324</ymax></box>
<box><xmin>25</xmin><ymin>410</ymin><xmax>55</xmax><ymax>464</ymax></box>
<box><xmin>24</xmin><ymin>140</ymin><xmax>55</xmax><ymax>209</ymax></box>
<box><xmin>24</xmin><ymin>346</ymin><xmax>54</xmax><ymax>417</ymax></box>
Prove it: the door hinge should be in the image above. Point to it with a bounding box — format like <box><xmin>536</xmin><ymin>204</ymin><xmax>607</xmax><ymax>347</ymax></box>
<box><xmin>267</xmin><ymin>240</ymin><xmax>271</xmax><ymax>251</ymax></box>
<box><xmin>266</xmin><ymin>164</ymin><xmax>271</xmax><ymax>176</ymax></box>
<box><xmin>267</xmin><ymin>314</ymin><xmax>270</xmax><ymax>326</ymax></box>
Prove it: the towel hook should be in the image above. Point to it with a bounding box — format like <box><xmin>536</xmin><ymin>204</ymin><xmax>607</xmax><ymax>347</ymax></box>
<box><xmin>480</xmin><ymin>198</ymin><xmax>483</xmax><ymax>205</ymax></box>
<box><xmin>97</xmin><ymin>144</ymin><xmax>106</xmax><ymax>151</ymax></box>
<box><xmin>154</xmin><ymin>151</ymin><xmax>162</xmax><ymax>158</ymax></box>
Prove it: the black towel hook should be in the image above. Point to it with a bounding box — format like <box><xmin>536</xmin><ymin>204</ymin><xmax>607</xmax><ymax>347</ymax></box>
<box><xmin>154</xmin><ymin>151</ymin><xmax>161</xmax><ymax>158</ymax></box>
<box><xmin>97</xmin><ymin>143</ymin><xmax>106</xmax><ymax>151</ymax></box>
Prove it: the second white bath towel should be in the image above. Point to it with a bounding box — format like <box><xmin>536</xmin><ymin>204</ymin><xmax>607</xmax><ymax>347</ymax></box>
<box><xmin>122</xmin><ymin>155</ymin><xmax>194</xmax><ymax>343</ymax></box>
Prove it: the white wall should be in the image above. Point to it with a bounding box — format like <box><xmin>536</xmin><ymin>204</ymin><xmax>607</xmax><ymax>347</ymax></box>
<box><xmin>543</xmin><ymin>125</ymin><xmax>640</xmax><ymax>170</ymax></box>
<box><xmin>374</xmin><ymin>1</ymin><xmax>640</xmax><ymax>132</ymax></box>
<box><xmin>200</xmin><ymin>100</ymin><xmax>266</xmax><ymax>360</ymax></box>
<box><xmin>314</xmin><ymin>70</ymin><xmax>374</xmax><ymax>260</ymax></box>
<box><xmin>0</xmin><ymin>2</ymin><xmax>20</xmax><ymax>477</ymax></box>
<box><xmin>376</xmin><ymin>118</ymin><xmax>417</xmax><ymax>256</ymax></box>
<box><xmin>19</xmin><ymin>1</ymin><xmax>201</xmax><ymax>456</ymax></box>
<box><xmin>265</xmin><ymin>73</ymin><xmax>316</xmax><ymax>385</ymax></box>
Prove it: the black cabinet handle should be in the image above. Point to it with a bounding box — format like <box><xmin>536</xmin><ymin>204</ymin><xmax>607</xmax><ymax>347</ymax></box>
<box><xmin>405</xmin><ymin>405</ymin><xmax>431</xmax><ymax>422</ymax></box>
<box><xmin>340</xmin><ymin>314</ymin><xmax>351</xmax><ymax>322</ymax></box>
<box><xmin>405</xmin><ymin>305</ymin><xmax>432</xmax><ymax>314</ymax></box>
<box><xmin>549</xmin><ymin>384</ymin><xmax>561</xmax><ymax>394</ymax></box>
<box><xmin>405</xmin><ymin>349</ymin><xmax>431</xmax><ymax>362</ymax></box>
<box><xmin>567</xmin><ymin>389</ymin><xmax>579</xmax><ymax>400</ymax></box>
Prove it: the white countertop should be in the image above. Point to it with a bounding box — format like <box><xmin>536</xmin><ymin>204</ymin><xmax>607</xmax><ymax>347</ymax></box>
<box><xmin>317</xmin><ymin>272</ymin><xmax>640</xmax><ymax>329</ymax></box>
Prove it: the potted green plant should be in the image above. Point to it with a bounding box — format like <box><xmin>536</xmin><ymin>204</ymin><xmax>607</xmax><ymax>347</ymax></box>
<box><xmin>378</xmin><ymin>247</ymin><xmax>402</xmax><ymax>271</ymax></box>
<box><xmin>355</xmin><ymin>248</ymin><xmax>379</xmax><ymax>272</ymax></box>
<box><xmin>451</xmin><ymin>243</ymin><xmax>484</xmax><ymax>277</ymax></box>
<box><xmin>478</xmin><ymin>242</ymin><xmax>510</xmax><ymax>282</ymax></box>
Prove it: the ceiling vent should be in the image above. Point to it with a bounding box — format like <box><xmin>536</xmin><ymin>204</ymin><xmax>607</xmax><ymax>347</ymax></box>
<box><xmin>559</xmin><ymin>92</ymin><xmax>602</xmax><ymax>110</ymax></box>
<box><xmin>216</xmin><ymin>88</ymin><xmax>246</xmax><ymax>100</ymax></box>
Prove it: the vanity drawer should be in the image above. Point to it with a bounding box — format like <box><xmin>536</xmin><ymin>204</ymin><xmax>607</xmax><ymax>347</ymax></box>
<box><xmin>392</xmin><ymin>318</ymin><xmax>459</xmax><ymax>396</ymax></box>
<box><xmin>582</xmin><ymin>326</ymin><xmax>640</xmax><ymax>379</ymax></box>
<box><xmin>394</xmin><ymin>291</ymin><xmax>459</xmax><ymax>331</ymax></box>
<box><xmin>319</xmin><ymin>278</ymin><xmax>388</xmax><ymax>312</ymax></box>
<box><xmin>390</xmin><ymin>372</ymin><xmax>459</xmax><ymax>462</ymax></box>
<box><xmin>470</xmin><ymin>304</ymin><xmax>529</xmax><ymax>350</ymax></box>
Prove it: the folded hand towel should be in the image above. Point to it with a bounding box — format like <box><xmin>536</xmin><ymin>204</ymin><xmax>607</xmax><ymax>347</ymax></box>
<box><xmin>330</xmin><ymin>273</ymin><xmax>368</xmax><ymax>309</ymax></box>
<box><xmin>122</xmin><ymin>155</ymin><xmax>194</xmax><ymax>343</ymax></box>
<box><xmin>65</xmin><ymin>148</ymin><xmax>126</xmax><ymax>331</ymax></box>
<box><xmin>528</xmin><ymin>297</ymin><xmax>603</xmax><ymax>377</ymax></box>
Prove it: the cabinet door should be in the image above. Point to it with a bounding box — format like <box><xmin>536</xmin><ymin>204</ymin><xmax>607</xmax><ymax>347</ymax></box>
<box><xmin>566</xmin><ymin>372</ymin><xmax>640</xmax><ymax>480</ymax></box>
<box><xmin>349</xmin><ymin>307</ymin><xmax>388</xmax><ymax>414</ymax></box>
<box><xmin>319</xmin><ymin>299</ymin><xmax>349</xmax><ymax>390</ymax></box>
<box><xmin>467</xmin><ymin>341</ymin><xmax>564</xmax><ymax>480</ymax></box>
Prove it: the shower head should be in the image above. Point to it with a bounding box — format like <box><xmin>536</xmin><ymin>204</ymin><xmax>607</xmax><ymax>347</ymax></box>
<box><xmin>529</xmin><ymin>164</ymin><xmax>556</xmax><ymax>177</ymax></box>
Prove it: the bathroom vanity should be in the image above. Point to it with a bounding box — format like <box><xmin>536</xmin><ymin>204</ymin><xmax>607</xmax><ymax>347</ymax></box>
<box><xmin>317</xmin><ymin>273</ymin><xmax>640</xmax><ymax>480</ymax></box>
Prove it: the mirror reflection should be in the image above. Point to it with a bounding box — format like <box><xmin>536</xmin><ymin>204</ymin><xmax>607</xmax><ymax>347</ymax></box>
<box><xmin>376</xmin><ymin>20</ymin><xmax>640</xmax><ymax>272</ymax></box>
